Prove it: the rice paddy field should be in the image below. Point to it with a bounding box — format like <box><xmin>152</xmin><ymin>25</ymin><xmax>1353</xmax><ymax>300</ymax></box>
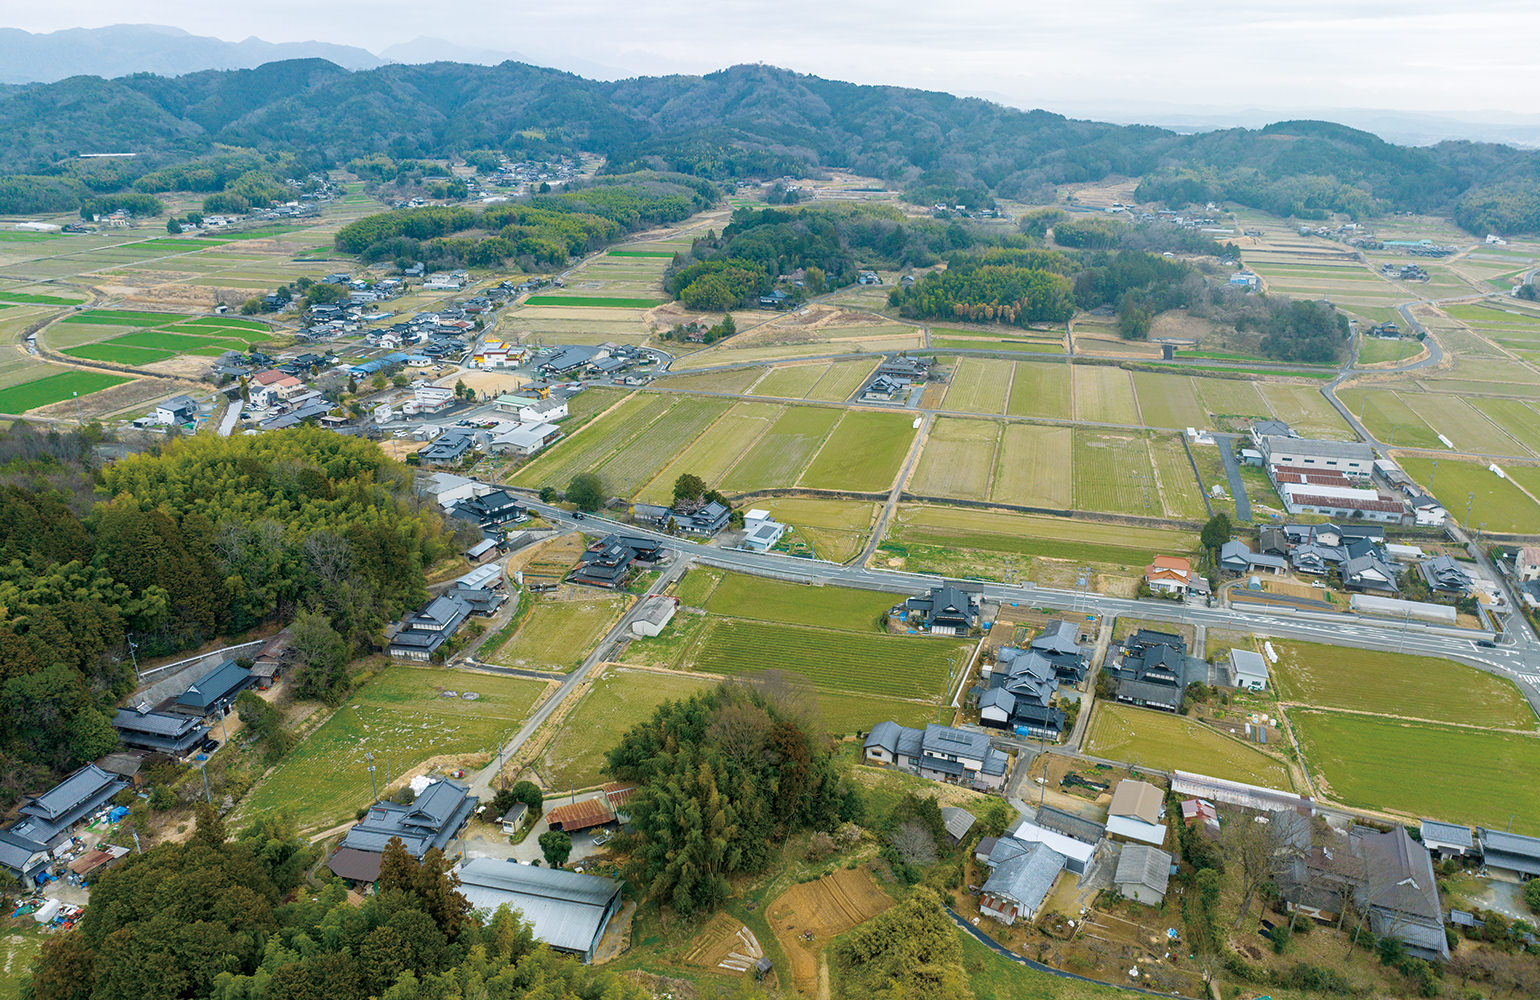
<box><xmin>1073</xmin><ymin>429</ymin><xmax>1162</xmax><ymax>517</ymax></box>
<box><xmin>943</xmin><ymin>357</ymin><xmax>1014</xmax><ymax>414</ymax></box>
<box><xmin>634</xmin><ymin>400</ymin><xmax>784</xmax><ymax>503</ymax></box>
<box><xmin>906</xmin><ymin>419</ymin><xmax>1201</xmax><ymax>517</ymax></box>
<box><xmin>1005</xmin><ymin>360</ymin><xmax>1074</xmax><ymax>419</ymax></box>
<box><xmin>910</xmin><ymin>417</ymin><xmax>999</xmax><ymax>499</ymax></box>
<box><xmin>1395</xmin><ymin>454</ymin><xmax>1540</xmax><ymax>533</ymax></box>
<box><xmin>1291</xmin><ymin>710</ymin><xmax>1540</xmax><ymax>834</ymax></box>
<box><xmin>1270</xmin><ymin>641</ymin><xmax>1536</xmax><ymax>729</ymax></box>
<box><xmin>883</xmin><ymin>503</ymin><xmax>1196</xmax><ymax>572</ymax></box>
<box><xmin>797</xmin><ymin>409</ymin><xmax>917</xmax><ymax>492</ymax></box>
<box><xmin>1257</xmin><ymin>383</ymin><xmax>1354</xmax><ymax>438</ymax></box>
<box><xmin>240</xmin><ymin>665</ymin><xmax>549</xmax><ymax>833</ymax></box>
<box><xmin>1072</xmin><ymin>365</ymin><xmax>1140</xmax><ymax>424</ymax></box>
<box><xmin>1337</xmin><ymin>387</ymin><xmax>1442</xmax><ymax>449</ymax></box>
<box><xmin>1358</xmin><ymin>337</ymin><xmax>1422</xmax><ymax>365</ymax></box>
<box><xmin>992</xmin><ymin>423</ymin><xmax>1073</xmax><ymax>507</ymax></box>
<box><xmin>721</xmin><ymin>405</ymin><xmax>844</xmax><ymax>492</ymax></box>
<box><xmin>1085</xmin><ymin>702</ymin><xmax>1295</xmax><ymax>789</ymax></box>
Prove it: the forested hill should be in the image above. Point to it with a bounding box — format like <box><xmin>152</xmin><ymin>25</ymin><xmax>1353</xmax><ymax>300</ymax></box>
<box><xmin>4</xmin><ymin>60</ymin><xmax>1540</xmax><ymax>230</ymax></box>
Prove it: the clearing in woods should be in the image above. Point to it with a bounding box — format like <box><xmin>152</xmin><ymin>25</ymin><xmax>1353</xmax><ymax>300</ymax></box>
<box><xmin>767</xmin><ymin>867</ymin><xmax>892</xmax><ymax>993</ymax></box>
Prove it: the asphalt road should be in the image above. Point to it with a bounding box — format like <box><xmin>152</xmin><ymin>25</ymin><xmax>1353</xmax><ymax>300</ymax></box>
<box><xmin>511</xmin><ymin>497</ymin><xmax>1540</xmax><ymax>717</ymax></box>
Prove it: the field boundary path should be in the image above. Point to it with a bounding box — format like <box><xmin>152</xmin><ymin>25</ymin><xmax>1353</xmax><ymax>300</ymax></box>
<box><xmin>1214</xmin><ymin>434</ymin><xmax>1250</xmax><ymax>521</ymax></box>
<box><xmin>858</xmin><ymin>411</ymin><xmax>932</xmax><ymax>565</ymax></box>
<box><xmin>467</xmin><ymin>553</ymin><xmax>689</xmax><ymax>798</ymax></box>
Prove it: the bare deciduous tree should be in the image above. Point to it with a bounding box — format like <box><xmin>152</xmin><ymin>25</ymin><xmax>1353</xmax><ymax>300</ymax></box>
<box><xmin>890</xmin><ymin>821</ymin><xmax>937</xmax><ymax>866</ymax></box>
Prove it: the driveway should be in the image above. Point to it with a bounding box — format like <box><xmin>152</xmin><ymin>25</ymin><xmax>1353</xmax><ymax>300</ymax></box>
<box><xmin>1216</xmin><ymin>435</ymin><xmax>1251</xmax><ymax>522</ymax></box>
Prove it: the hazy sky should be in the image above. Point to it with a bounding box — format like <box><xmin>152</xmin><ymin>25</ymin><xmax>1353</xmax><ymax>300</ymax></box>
<box><xmin>11</xmin><ymin>1</ymin><xmax>1540</xmax><ymax>118</ymax></box>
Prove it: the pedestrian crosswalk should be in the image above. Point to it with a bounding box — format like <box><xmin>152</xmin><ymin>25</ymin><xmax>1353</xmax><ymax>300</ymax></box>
<box><xmin>1515</xmin><ymin>673</ymin><xmax>1540</xmax><ymax>686</ymax></box>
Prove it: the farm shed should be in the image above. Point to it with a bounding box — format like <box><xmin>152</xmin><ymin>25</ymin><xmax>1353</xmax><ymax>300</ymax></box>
<box><xmin>1420</xmin><ymin>820</ymin><xmax>1474</xmax><ymax>859</ymax></box>
<box><xmin>457</xmin><ymin>859</ymin><xmax>623</xmax><ymax>962</ymax></box>
<box><xmin>1478</xmin><ymin>828</ymin><xmax>1540</xmax><ymax>880</ymax></box>
<box><xmin>545</xmin><ymin>797</ymin><xmax>615</xmax><ymax>833</ymax></box>
<box><xmin>630</xmin><ymin>595</ymin><xmax>678</xmax><ymax>637</ymax></box>
<box><xmin>1106</xmin><ymin>780</ymin><xmax>1166</xmax><ymax>847</ymax></box>
<box><xmin>1114</xmin><ymin>844</ymin><xmax>1173</xmax><ymax>904</ymax></box>
<box><xmin>940</xmin><ymin>806</ymin><xmax>977</xmax><ymax>845</ymax></box>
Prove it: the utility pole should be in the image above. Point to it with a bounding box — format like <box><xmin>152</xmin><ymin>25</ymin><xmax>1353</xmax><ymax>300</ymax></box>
<box><xmin>366</xmin><ymin>751</ymin><xmax>379</xmax><ymax>802</ymax></box>
<box><xmin>1466</xmin><ymin>491</ymin><xmax>1475</xmax><ymax>528</ymax></box>
<box><xmin>126</xmin><ymin>635</ymin><xmax>140</xmax><ymax>682</ymax></box>
<box><xmin>199</xmin><ymin>760</ymin><xmax>211</xmax><ymax>804</ymax></box>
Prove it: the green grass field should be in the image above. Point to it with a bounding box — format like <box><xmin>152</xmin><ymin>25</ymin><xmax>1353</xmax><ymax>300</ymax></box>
<box><xmin>488</xmin><ymin>594</ymin><xmax>630</xmax><ymax>671</ymax></box>
<box><xmin>537</xmin><ymin>667</ymin><xmax>712</xmax><ymax>790</ymax></box>
<box><xmin>1397</xmin><ymin>454</ymin><xmax>1540</xmax><ymax>533</ymax></box>
<box><xmin>700</xmin><ymin>572</ymin><xmax>898</xmax><ymax>630</ymax></box>
<box><xmin>799</xmin><ymin>409</ymin><xmax>916</xmax><ymax>492</ymax></box>
<box><xmin>1358</xmin><ymin>338</ymin><xmax>1421</xmax><ymax>365</ymax></box>
<box><xmin>1291</xmin><ymin>710</ymin><xmax>1540</xmax><ymax>834</ymax></box>
<box><xmin>525</xmin><ymin>295</ymin><xmax>665</xmax><ymax>308</ymax></box>
<box><xmin>58</xmin><ymin>309</ymin><xmax>188</xmax><ymax>326</ymax></box>
<box><xmin>1271</xmin><ymin>641</ymin><xmax>1535</xmax><ymax>729</ymax></box>
<box><xmin>749</xmin><ymin>496</ymin><xmax>877</xmax><ymax>562</ymax></box>
<box><xmin>686</xmin><ymin>619</ymin><xmax>961</xmax><ymax>701</ymax></box>
<box><xmin>721</xmin><ymin>405</ymin><xmax>843</xmax><ymax>492</ymax></box>
<box><xmin>240</xmin><ymin>666</ymin><xmax>548</xmax><ymax>832</ymax></box>
<box><xmin>0</xmin><ymin>370</ymin><xmax>131</xmax><ymax>413</ymax></box>
<box><xmin>886</xmin><ymin>504</ymin><xmax>1195</xmax><ymax>566</ymax></box>
<box><xmin>1085</xmin><ymin>702</ymin><xmax>1295</xmax><ymax>788</ymax></box>
<box><xmin>0</xmin><ymin>291</ymin><xmax>81</xmax><ymax>306</ymax></box>
<box><xmin>63</xmin><ymin>343</ymin><xmax>174</xmax><ymax>365</ymax></box>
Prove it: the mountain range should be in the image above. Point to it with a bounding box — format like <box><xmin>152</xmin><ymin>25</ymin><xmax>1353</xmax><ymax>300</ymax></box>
<box><xmin>1</xmin><ymin>55</ymin><xmax>1537</xmax><ymax>233</ymax></box>
<box><xmin>0</xmin><ymin>24</ymin><xmax>625</xmax><ymax>86</ymax></box>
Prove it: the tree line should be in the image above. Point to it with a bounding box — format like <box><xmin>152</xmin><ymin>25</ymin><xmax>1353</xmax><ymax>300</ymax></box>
<box><xmin>333</xmin><ymin>173</ymin><xmax>715</xmax><ymax>270</ymax></box>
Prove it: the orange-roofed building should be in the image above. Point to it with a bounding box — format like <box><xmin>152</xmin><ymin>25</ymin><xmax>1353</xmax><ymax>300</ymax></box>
<box><xmin>1144</xmin><ymin>555</ymin><xmax>1195</xmax><ymax>596</ymax></box>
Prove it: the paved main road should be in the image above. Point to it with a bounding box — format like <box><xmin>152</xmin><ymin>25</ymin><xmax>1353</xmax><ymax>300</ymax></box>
<box><xmin>512</xmin><ymin>498</ymin><xmax>1540</xmax><ymax>716</ymax></box>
